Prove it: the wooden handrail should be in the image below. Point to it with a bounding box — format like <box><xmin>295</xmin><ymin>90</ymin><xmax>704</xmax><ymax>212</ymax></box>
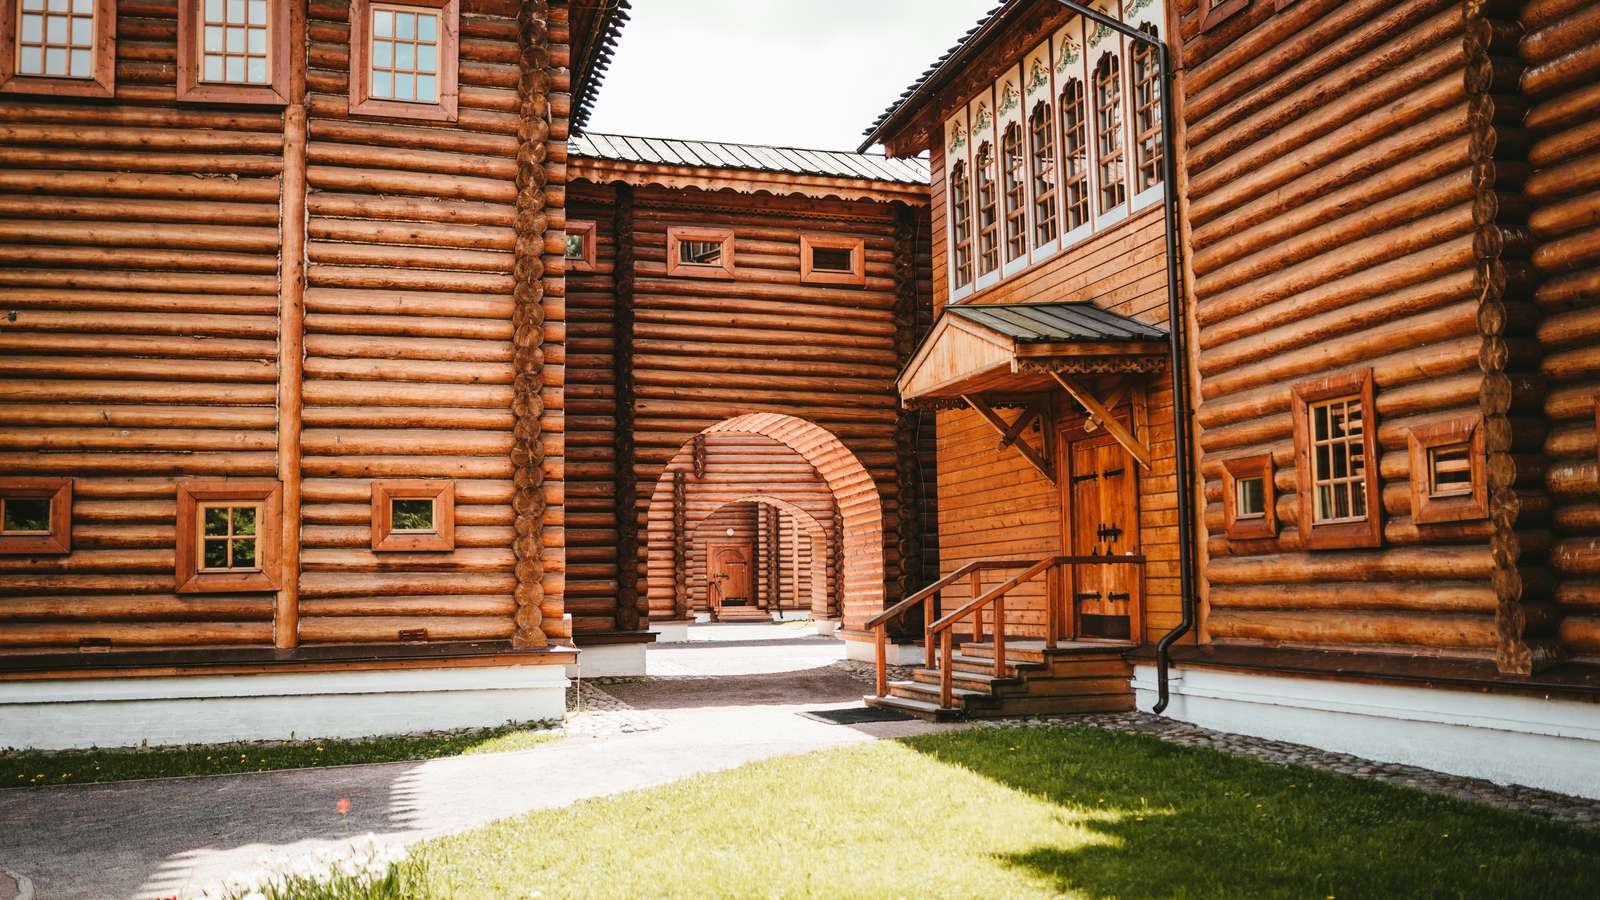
<box><xmin>929</xmin><ymin>556</ymin><xmax>1055</xmax><ymax>634</ymax></box>
<box><xmin>869</xmin><ymin>558</ymin><xmax>1038</xmax><ymax>696</ymax></box>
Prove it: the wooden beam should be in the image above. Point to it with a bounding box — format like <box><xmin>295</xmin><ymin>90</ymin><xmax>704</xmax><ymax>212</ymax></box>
<box><xmin>1081</xmin><ymin>377</ymin><xmax>1128</xmax><ymax>434</ymax></box>
<box><xmin>1049</xmin><ymin>372</ymin><xmax>1153</xmax><ymax>469</ymax></box>
<box><xmin>997</xmin><ymin>402</ymin><xmax>1040</xmax><ymax>449</ymax></box>
<box><xmin>963</xmin><ymin>394</ymin><xmax>1055</xmax><ymax>482</ymax></box>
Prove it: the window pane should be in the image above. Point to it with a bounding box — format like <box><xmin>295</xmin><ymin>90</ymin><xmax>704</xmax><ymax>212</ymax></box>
<box><xmin>248</xmin><ymin>0</ymin><xmax>267</xmax><ymax>25</ymax></box>
<box><xmin>232</xmin><ymin>506</ymin><xmax>256</xmax><ymax>535</ymax></box>
<box><xmin>226</xmin><ymin>56</ymin><xmax>245</xmax><ymax>82</ymax></box>
<box><xmin>1350</xmin><ymin>482</ymin><xmax>1367</xmax><ymax>518</ymax></box>
<box><xmin>44</xmin><ymin>46</ymin><xmax>67</xmax><ymax>75</ymax></box>
<box><xmin>812</xmin><ymin>246</ymin><xmax>853</xmax><ymax>273</ymax></box>
<box><xmin>372</xmin><ymin>70</ymin><xmax>393</xmax><ymax>98</ymax></box>
<box><xmin>233</xmin><ymin>537</ymin><xmax>257</xmax><ymax>568</ymax></box>
<box><xmin>246</xmin><ymin>57</ymin><xmax>267</xmax><ymax>83</ymax></box>
<box><xmin>227</xmin><ymin>0</ymin><xmax>245</xmax><ymax>23</ymax></box>
<box><xmin>23</xmin><ymin>0</ymin><xmax>46</xmax><ymax>10</ymax></box>
<box><xmin>373</xmin><ymin>9</ymin><xmax>393</xmax><ymax>37</ymax></box>
<box><xmin>69</xmin><ymin>48</ymin><xmax>89</xmax><ymax>77</ymax></box>
<box><xmin>395</xmin><ymin>72</ymin><xmax>414</xmax><ymax>100</ymax></box>
<box><xmin>392</xmin><ymin>498</ymin><xmax>435</xmax><ymax>531</ymax></box>
<box><xmin>19</xmin><ymin>47</ymin><xmax>42</xmax><ymax>75</ymax></box>
<box><xmin>72</xmin><ymin>0</ymin><xmax>89</xmax><ymax>11</ymax></box>
<box><xmin>395</xmin><ymin>41</ymin><xmax>415</xmax><ymax>70</ymax></box>
<box><xmin>681</xmin><ymin>240</ymin><xmax>722</xmax><ymax>265</ymax></box>
<box><xmin>47</xmin><ymin>0</ymin><xmax>67</xmax><ymax>11</ymax></box>
<box><xmin>396</xmin><ymin>12</ymin><xmax>415</xmax><ymax>39</ymax></box>
<box><xmin>206</xmin><ymin>0</ymin><xmax>223</xmax><ymax>19</ymax></box>
<box><xmin>417</xmin><ymin>42</ymin><xmax>437</xmax><ymax>72</ymax></box>
<box><xmin>226</xmin><ymin>26</ymin><xmax>245</xmax><ymax>52</ymax></box>
<box><xmin>372</xmin><ymin>39</ymin><xmax>393</xmax><ymax>67</ymax></box>
<box><xmin>205</xmin><ymin>25</ymin><xmax>223</xmax><ymax>51</ymax></box>
<box><xmin>564</xmin><ymin>232</ymin><xmax>585</xmax><ymax>259</ymax></box>
<box><xmin>204</xmin><ymin>506</ymin><xmax>229</xmax><ymax>536</ymax></box>
<box><xmin>416</xmin><ymin>74</ymin><xmax>435</xmax><ymax>102</ymax></box>
<box><xmin>203</xmin><ymin>538</ymin><xmax>229</xmax><ymax>569</ymax></box>
<box><xmin>1429</xmin><ymin>444</ymin><xmax>1473</xmax><ymax>496</ymax></box>
<box><xmin>46</xmin><ymin>15</ymin><xmax>66</xmax><ymax>43</ymax></box>
<box><xmin>71</xmin><ymin>16</ymin><xmax>91</xmax><ymax>45</ymax></box>
<box><xmin>247</xmin><ymin>28</ymin><xmax>266</xmax><ymax>53</ymax></box>
<box><xmin>1235</xmin><ymin>478</ymin><xmax>1264</xmax><ymax>518</ymax></box>
<box><xmin>20</xmin><ymin>14</ymin><xmax>42</xmax><ymax>42</ymax></box>
<box><xmin>417</xmin><ymin>12</ymin><xmax>437</xmax><ymax>40</ymax></box>
<box><xmin>2</xmin><ymin>498</ymin><xmax>51</xmax><ymax>533</ymax></box>
<box><xmin>204</xmin><ymin>54</ymin><xmax>225</xmax><ymax>81</ymax></box>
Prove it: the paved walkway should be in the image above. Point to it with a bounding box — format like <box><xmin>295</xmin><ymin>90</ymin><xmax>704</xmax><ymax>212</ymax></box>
<box><xmin>0</xmin><ymin>628</ymin><xmax>955</xmax><ymax>900</ymax></box>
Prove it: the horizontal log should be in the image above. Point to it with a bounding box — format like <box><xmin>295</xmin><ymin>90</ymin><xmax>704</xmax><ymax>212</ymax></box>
<box><xmin>0</xmin><ymin>622</ymin><xmax>271</xmax><ymax>647</ymax></box>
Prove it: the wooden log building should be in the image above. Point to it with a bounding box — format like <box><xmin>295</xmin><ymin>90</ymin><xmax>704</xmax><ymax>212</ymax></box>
<box><xmin>860</xmin><ymin>0</ymin><xmax>1600</xmax><ymax>799</ymax></box>
<box><xmin>0</xmin><ymin>0</ymin><xmax>633</xmax><ymax>747</ymax></box>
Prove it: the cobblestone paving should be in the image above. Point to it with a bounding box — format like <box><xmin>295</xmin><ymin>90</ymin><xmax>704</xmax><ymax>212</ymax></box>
<box><xmin>983</xmin><ymin>711</ymin><xmax>1600</xmax><ymax>828</ymax></box>
<box><xmin>835</xmin><ymin>658</ymin><xmax>914</xmax><ymax>686</ymax></box>
<box><xmin>563</xmin><ymin>680</ymin><xmax>666</xmax><ymax>737</ymax></box>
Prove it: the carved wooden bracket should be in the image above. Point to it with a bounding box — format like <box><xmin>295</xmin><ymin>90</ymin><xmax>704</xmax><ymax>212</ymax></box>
<box><xmin>1049</xmin><ymin>371</ymin><xmax>1153</xmax><ymax>469</ymax></box>
<box><xmin>963</xmin><ymin>394</ymin><xmax>1055</xmax><ymax>483</ymax></box>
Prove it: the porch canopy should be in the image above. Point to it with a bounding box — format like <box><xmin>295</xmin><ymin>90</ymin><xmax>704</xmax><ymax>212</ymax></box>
<box><xmin>898</xmin><ymin>302</ymin><xmax>1168</xmax><ymax>406</ymax></box>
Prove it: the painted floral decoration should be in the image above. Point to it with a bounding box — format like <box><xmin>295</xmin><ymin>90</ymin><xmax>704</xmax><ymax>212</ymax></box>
<box><xmin>1028</xmin><ymin>58</ymin><xmax>1049</xmax><ymax>94</ymax></box>
<box><xmin>1056</xmin><ymin>35</ymin><xmax>1081</xmax><ymax>70</ymax></box>
<box><xmin>998</xmin><ymin>81</ymin><xmax>1018</xmax><ymax>114</ymax></box>
<box><xmin>974</xmin><ymin>101</ymin><xmax>991</xmax><ymax>132</ymax></box>
<box><xmin>950</xmin><ymin>120</ymin><xmax>966</xmax><ymax>154</ymax></box>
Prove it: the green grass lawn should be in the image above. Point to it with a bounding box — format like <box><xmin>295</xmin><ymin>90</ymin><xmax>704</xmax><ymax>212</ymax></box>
<box><xmin>1</xmin><ymin>720</ymin><xmax>562</xmax><ymax>788</ymax></box>
<box><xmin>394</xmin><ymin>724</ymin><xmax>1600</xmax><ymax>899</ymax></box>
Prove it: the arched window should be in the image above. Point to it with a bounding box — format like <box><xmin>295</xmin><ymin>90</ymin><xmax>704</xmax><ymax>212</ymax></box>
<box><xmin>949</xmin><ymin>159</ymin><xmax>973</xmax><ymax>289</ymax></box>
<box><xmin>1131</xmin><ymin>25</ymin><xmax>1162</xmax><ymax>194</ymax></box>
<box><xmin>1093</xmin><ymin>54</ymin><xmax>1125</xmax><ymax>214</ymax></box>
<box><xmin>1058</xmin><ymin>78</ymin><xmax>1090</xmax><ymax>232</ymax></box>
<box><xmin>975</xmin><ymin>142</ymin><xmax>999</xmax><ymax>276</ymax></box>
<box><xmin>1001</xmin><ymin>122</ymin><xmax>1026</xmax><ymax>262</ymax></box>
<box><xmin>1029</xmin><ymin>100</ymin><xmax>1057</xmax><ymax>245</ymax></box>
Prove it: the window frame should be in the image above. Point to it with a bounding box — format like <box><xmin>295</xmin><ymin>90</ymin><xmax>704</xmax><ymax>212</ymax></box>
<box><xmin>176</xmin><ymin>0</ymin><xmax>290</xmax><ymax>105</ymax></box>
<box><xmin>666</xmin><ymin>225</ymin><xmax>736</xmax><ymax>280</ymax></box>
<box><xmin>1057</xmin><ymin>76</ymin><xmax>1091</xmax><ymax>239</ymax></box>
<box><xmin>1129</xmin><ymin>24</ymin><xmax>1163</xmax><ymax>202</ymax></box>
<box><xmin>1000</xmin><ymin>121</ymin><xmax>1027</xmax><ymax>264</ymax></box>
<box><xmin>371</xmin><ymin>479</ymin><xmax>455</xmax><ymax>552</ymax></box>
<box><xmin>175</xmin><ymin>479</ymin><xmax>282</xmax><ymax>593</ymax></box>
<box><xmin>565</xmin><ymin>219</ymin><xmax>596</xmax><ymax>272</ymax></box>
<box><xmin>1221</xmin><ymin>454</ymin><xmax>1276</xmax><ymax>541</ymax></box>
<box><xmin>799</xmin><ymin>233</ymin><xmax>865</xmax><ymax>287</ymax></box>
<box><xmin>1029</xmin><ymin>97</ymin><xmax>1058</xmax><ymax>248</ymax></box>
<box><xmin>0</xmin><ymin>0</ymin><xmax>115</xmax><ymax>98</ymax></box>
<box><xmin>974</xmin><ymin>141</ymin><xmax>999</xmax><ymax>277</ymax></box>
<box><xmin>1407</xmin><ymin>415</ymin><xmax>1487</xmax><ymax>525</ymax></box>
<box><xmin>1091</xmin><ymin>52</ymin><xmax>1126</xmax><ymax>218</ymax></box>
<box><xmin>948</xmin><ymin>159</ymin><xmax>974</xmax><ymax>290</ymax></box>
<box><xmin>1200</xmin><ymin>0</ymin><xmax>1250</xmax><ymax>32</ymax></box>
<box><xmin>0</xmin><ymin>476</ymin><xmax>72</xmax><ymax>555</ymax></box>
<box><xmin>1291</xmin><ymin>368</ymin><xmax>1382</xmax><ymax>550</ymax></box>
<box><xmin>348</xmin><ymin>0</ymin><xmax>460</xmax><ymax>122</ymax></box>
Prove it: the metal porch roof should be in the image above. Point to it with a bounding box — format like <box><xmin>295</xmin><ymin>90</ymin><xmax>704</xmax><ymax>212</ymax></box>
<box><xmin>945</xmin><ymin>302</ymin><xmax>1168</xmax><ymax>344</ymax></box>
<box><xmin>572</xmin><ymin>133</ymin><xmax>930</xmax><ymax>185</ymax></box>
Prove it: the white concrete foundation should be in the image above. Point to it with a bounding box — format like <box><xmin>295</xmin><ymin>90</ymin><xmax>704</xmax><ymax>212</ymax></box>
<box><xmin>814</xmin><ymin>619</ymin><xmax>840</xmax><ymax>637</ymax></box>
<box><xmin>1134</xmin><ymin>664</ymin><xmax>1600</xmax><ymax>800</ymax></box>
<box><xmin>650</xmin><ymin>620</ymin><xmax>691</xmax><ymax>643</ymax></box>
<box><xmin>773</xmin><ymin>609</ymin><xmax>811</xmax><ymax>621</ymax></box>
<box><xmin>565</xmin><ymin>641</ymin><xmax>646</xmax><ymax>677</ymax></box>
<box><xmin>693</xmin><ymin>612</ymin><xmax>712</xmax><ymax>623</ymax></box>
<box><xmin>841</xmin><ymin>635</ymin><xmax>924</xmax><ymax>665</ymax></box>
<box><xmin>0</xmin><ymin>665</ymin><xmax>568</xmax><ymax>751</ymax></box>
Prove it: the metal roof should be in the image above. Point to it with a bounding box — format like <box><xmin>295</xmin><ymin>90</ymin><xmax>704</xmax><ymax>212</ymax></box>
<box><xmin>572</xmin><ymin>133</ymin><xmax>930</xmax><ymax>185</ymax></box>
<box><xmin>946</xmin><ymin>302</ymin><xmax>1168</xmax><ymax>343</ymax></box>
<box><xmin>859</xmin><ymin>1</ymin><xmax>1019</xmax><ymax>151</ymax></box>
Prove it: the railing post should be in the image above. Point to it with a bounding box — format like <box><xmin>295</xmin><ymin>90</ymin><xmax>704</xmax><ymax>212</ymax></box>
<box><xmin>940</xmin><ymin>628</ymin><xmax>954</xmax><ymax>708</ymax></box>
<box><xmin>925</xmin><ymin>588</ymin><xmax>937</xmax><ymax>669</ymax></box>
<box><xmin>994</xmin><ymin>596</ymin><xmax>1006</xmax><ymax>676</ymax></box>
<box><xmin>1045</xmin><ymin>560</ymin><xmax>1059</xmax><ymax>650</ymax></box>
<box><xmin>874</xmin><ymin>627</ymin><xmax>887</xmax><ymax>696</ymax></box>
<box><xmin>970</xmin><ymin>570</ymin><xmax>983</xmax><ymax>643</ymax></box>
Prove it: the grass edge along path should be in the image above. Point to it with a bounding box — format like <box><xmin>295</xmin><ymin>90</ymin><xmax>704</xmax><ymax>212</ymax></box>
<box><xmin>2</xmin><ymin>719</ymin><xmax>563</xmax><ymax>788</ymax></box>
<box><xmin>395</xmin><ymin>724</ymin><xmax>1600</xmax><ymax>899</ymax></box>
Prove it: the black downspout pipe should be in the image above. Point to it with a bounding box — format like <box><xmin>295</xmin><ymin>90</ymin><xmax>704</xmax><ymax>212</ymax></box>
<box><xmin>1045</xmin><ymin>1</ymin><xmax>1197</xmax><ymax>714</ymax></box>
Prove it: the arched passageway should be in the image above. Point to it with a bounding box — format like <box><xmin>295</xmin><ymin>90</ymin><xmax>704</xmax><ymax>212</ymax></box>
<box><xmin>688</xmin><ymin>496</ymin><xmax>829</xmax><ymax>620</ymax></box>
<box><xmin>644</xmin><ymin>413</ymin><xmax>886</xmax><ymax>632</ymax></box>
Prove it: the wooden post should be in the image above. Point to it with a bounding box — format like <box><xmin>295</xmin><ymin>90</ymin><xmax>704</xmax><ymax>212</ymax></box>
<box><xmin>273</xmin><ymin>0</ymin><xmax>308</xmax><ymax>650</ymax></box>
<box><xmin>925</xmin><ymin>586</ymin><xmax>937</xmax><ymax>668</ymax></box>
<box><xmin>940</xmin><ymin>629</ymin><xmax>954</xmax><ymax>708</ymax></box>
<box><xmin>671</xmin><ymin>471</ymin><xmax>688</xmax><ymax>619</ymax></box>
<box><xmin>971</xmin><ymin>569</ymin><xmax>983</xmax><ymax>642</ymax></box>
<box><xmin>993</xmin><ymin>595</ymin><xmax>1007</xmax><ymax>676</ymax></box>
<box><xmin>1045</xmin><ymin>560</ymin><xmax>1059</xmax><ymax>650</ymax></box>
<box><xmin>875</xmin><ymin>627</ymin><xmax>887</xmax><ymax>697</ymax></box>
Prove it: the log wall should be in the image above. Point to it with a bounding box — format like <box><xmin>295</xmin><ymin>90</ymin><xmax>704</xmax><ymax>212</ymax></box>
<box><xmin>1523</xmin><ymin>0</ymin><xmax>1600</xmax><ymax>662</ymax></box>
<box><xmin>0</xmin><ymin>0</ymin><xmax>570</xmax><ymax>660</ymax></box>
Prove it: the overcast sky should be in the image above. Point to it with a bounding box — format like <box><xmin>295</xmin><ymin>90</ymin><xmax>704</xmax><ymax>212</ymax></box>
<box><xmin>584</xmin><ymin>0</ymin><xmax>995</xmax><ymax>154</ymax></box>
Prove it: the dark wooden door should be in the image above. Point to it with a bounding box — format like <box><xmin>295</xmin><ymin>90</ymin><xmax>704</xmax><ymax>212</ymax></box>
<box><xmin>1066</xmin><ymin>435</ymin><xmax>1140</xmax><ymax>640</ymax></box>
<box><xmin>708</xmin><ymin>541</ymin><xmax>752</xmax><ymax>609</ymax></box>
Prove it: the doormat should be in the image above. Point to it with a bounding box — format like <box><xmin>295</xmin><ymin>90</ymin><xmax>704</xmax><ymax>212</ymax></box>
<box><xmin>800</xmin><ymin>706</ymin><xmax>917</xmax><ymax>725</ymax></box>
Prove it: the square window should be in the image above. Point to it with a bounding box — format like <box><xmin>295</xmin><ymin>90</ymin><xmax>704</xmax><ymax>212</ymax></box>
<box><xmin>350</xmin><ymin>0</ymin><xmax>458</xmax><ymax>121</ymax></box>
<box><xmin>666</xmin><ymin>226</ymin><xmax>736</xmax><ymax>279</ymax></box>
<box><xmin>799</xmin><ymin>234</ymin><xmax>866</xmax><ymax>286</ymax></box>
<box><xmin>177</xmin><ymin>0</ymin><xmax>287</xmax><ymax>103</ymax></box>
<box><xmin>565</xmin><ymin>219</ymin><xmax>597</xmax><ymax>272</ymax></box>
<box><xmin>0</xmin><ymin>477</ymin><xmax>71</xmax><ymax>554</ymax></box>
<box><xmin>371</xmin><ymin>480</ymin><xmax>455</xmax><ymax>551</ymax></box>
<box><xmin>1407</xmin><ymin>415</ymin><xmax>1487</xmax><ymax>525</ymax></box>
<box><xmin>2</xmin><ymin>0</ymin><xmax>113</xmax><ymax>97</ymax></box>
<box><xmin>1221</xmin><ymin>454</ymin><xmax>1275</xmax><ymax>542</ymax></box>
<box><xmin>175</xmin><ymin>480</ymin><xmax>281</xmax><ymax>592</ymax></box>
<box><xmin>1291</xmin><ymin>369</ymin><xmax>1382</xmax><ymax>549</ymax></box>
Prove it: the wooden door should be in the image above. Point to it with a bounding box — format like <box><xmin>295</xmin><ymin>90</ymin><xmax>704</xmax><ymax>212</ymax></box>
<box><xmin>708</xmin><ymin>541</ymin><xmax>752</xmax><ymax>609</ymax></box>
<box><xmin>1065</xmin><ymin>434</ymin><xmax>1140</xmax><ymax>640</ymax></box>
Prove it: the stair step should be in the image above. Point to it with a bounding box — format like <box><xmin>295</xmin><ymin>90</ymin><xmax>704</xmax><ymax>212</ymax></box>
<box><xmin>911</xmin><ymin>667</ymin><xmax>1024</xmax><ymax>693</ymax></box>
<box><xmin>887</xmin><ymin>679</ymin><xmax>997</xmax><ymax>707</ymax></box>
<box><xmin>948</xmin><ymin>653</ymin><xmax>1044</xmax><ymax>677</ymax></box>
<box><xmin>862</xmin><ymin>693</ymin><xmax>962</xmax><ymax>722</ymax></box>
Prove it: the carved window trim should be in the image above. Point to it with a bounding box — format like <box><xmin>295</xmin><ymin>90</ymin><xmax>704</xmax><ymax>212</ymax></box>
<box><xmin>175</xmin><ymin>479</ymin><xmax>282</xmax><ymax>593</ymax></box>
<box><xmin>974</xmin><ymin>142</ymin><xmax>999</xmax><ymax>277</ymax></box>
<box><xmin>1407</xmin><ymin>415</ymin><xmax>1487</xmax><ymax>525</ymax></box>
<box><xmin>565</xmin><ymin>219</ymin><xmax>596</xmax><ymax>272</ymax></box>
<box><xmin>0</xmin><ymin>476</ymin><xmax>72</xmax><ymax>555</ymax></box>
<box><xmin>666</xmin><ymin>226</ymin><xmax>736</xmax><ymax>279</ymax></box>
<box><xmin>1000</xmin><ymin>121</ymin><xmax>1027</xmax><ymax>263</ymax></box>
<box><xmin>1057</xmin><ymin>77</ymin><xmax>1090</xmax><ymax>234</ymax></box>
<box><xmin>371</xmin><ymin>479</ymin><xmax>455</xmax><ymax>552</ymax></box>
<box><xmin>1092</xmin><ymin>52</ymin><xmax>1125</xmax><ymax>216</ymax></box>
<box><xmin>176</xmin><ymin>0</ymin><xmax>290</xmax><ymax>105</ymax></box>
<box><xmin>348</xmin><ymin>0</ymin><xmax>460</xmax><ymax>122</ymax></box>
<box><xmin>1221</xmin><ymin>454</ymin><xmax>1276</xmax><ymax>541</ymax></box>
<box><xmin>1130</xmin><ymin>24</ymin><xmax>1163</xmax><ymax>197</ymax></box>
<box><xmin>1291</xmin><ymin>368</ymin><xmax>1382</xmax><ymax>550</ymax></box>
<box><xmin>799</xmin><ymin>233</ymin><xmax>865</xmax><ymax>287</ymax></box>
<box><xmin>0</xmin><ymin>0</ymin><xmax>115</xmax><ymax>98</ymax></box>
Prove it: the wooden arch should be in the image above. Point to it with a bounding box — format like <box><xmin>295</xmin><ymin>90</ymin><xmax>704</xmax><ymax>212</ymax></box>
<box><xmin>691</xmin><ymin>494</ymin><xmax>830</xmax><ymax>615</ymax></box>
<box><xmin>644</xmin><ymin>413</ymin><xmax>886</xmax><ymax>631</ymax></box>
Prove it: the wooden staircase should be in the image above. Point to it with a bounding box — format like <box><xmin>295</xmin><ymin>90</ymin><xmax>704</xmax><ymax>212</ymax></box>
<box><xmin>863</xmin><ymin>555</ymin><xmax>1145</xmax><ymax>721</ymax></box>
<box><xmin>865</xmin><ymin>640</ymin><xmax>1134</xmax><ymax>721</ymax></box>
<box><xmin>712</xmin><ymin>601</ymin><xmax>771</xmax><ymax>623</ymax></box>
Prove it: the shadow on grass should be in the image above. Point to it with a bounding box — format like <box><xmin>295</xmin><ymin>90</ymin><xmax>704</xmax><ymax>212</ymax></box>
<box><xmin>901</xmin><ymin>724</ymin><xmax>1600</xmax><ymax>900</ymax></box>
